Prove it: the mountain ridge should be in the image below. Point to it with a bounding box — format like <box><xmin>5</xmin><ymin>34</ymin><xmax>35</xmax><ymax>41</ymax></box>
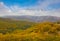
<box><xmin>2</xmin><ymin>15</ymin><xmax>60</xmax><ymax>22</ymax></box>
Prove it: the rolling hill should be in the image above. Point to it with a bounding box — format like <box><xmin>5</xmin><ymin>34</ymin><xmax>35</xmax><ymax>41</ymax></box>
<box><xmin>0</xmin><ymin>16</ymin><xmax>60</xmax><ymax>41</ymax></box>
<box><xmin>0</xmin><ymin>17</ymin><xmax>36</xmax><ymax>34</ymax></box>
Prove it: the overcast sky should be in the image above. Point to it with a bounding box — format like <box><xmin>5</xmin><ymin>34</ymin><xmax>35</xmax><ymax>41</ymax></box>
<box><xmin>0</xmin><ymin>0</ymin><xmax>60</xmax><ymax>16</ymax></box>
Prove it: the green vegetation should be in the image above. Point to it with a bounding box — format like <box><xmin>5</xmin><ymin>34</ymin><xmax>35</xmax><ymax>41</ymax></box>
<box><xmin>0</xmin><ymin>18</ymin><xmax>60</xmax><ymax>41</ymax></box>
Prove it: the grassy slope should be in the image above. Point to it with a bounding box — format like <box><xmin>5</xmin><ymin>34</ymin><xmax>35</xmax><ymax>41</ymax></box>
<box><xmin>0</xmin><ymin>18</ymin><xmax>60</xmax><ymax>41</ymax></box>
<box><xmin>0</xmin><ymin>18</ymin><xmax>36</xmax><ymax>34</ymax></box>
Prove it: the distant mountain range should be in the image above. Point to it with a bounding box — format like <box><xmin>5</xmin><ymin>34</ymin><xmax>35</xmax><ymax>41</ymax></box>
<box><xmin>2</xmin><ymin>15</ymin><xmax>60</xmax><ymax>22</ymax></box>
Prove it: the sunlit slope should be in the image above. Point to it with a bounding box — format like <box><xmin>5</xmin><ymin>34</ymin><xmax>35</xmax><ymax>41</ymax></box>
<box><xmin>21</xmin><ymin>22</ymin><xmax>60</xmax><ymax>34</ymax></box>
<box><xmin>0</xmin><ymin>18</ymin><xmax>60</xmax><ymax>41</ymax></box>
<box><xmin>19</xmin><ymin>22</ymin><xmax>60</xmax><ymax>41</ymax></box>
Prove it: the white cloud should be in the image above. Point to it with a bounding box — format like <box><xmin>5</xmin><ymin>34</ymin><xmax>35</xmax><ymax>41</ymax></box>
<box><xmin>0</xmin><ymin>1</ymin><xmax>60</xmax><ymax>17</ymax></box>
<box><xmin>36</xmin><ymin>0</ymin><xmax>60</xmax><ymax>10</ymax></box>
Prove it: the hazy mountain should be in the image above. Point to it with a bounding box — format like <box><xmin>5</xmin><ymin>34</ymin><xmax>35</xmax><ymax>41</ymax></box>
<box><xmin>3</xmin><ymin>16</ymin><xmax>60</xmax><ymax>22</ymax></box>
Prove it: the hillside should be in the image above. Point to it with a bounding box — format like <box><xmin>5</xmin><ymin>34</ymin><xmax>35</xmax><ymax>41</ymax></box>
<box><xmin>0</xmin><ymin>18</ymin><xmax>35</xmax><ymax>34</ymax></box>
<box><xmin>0</xmin><ymin>18</ymin><xmax>60</xmax><ymax>41</ymax></box>
<box><xmin>19</xmin><ymin>22</ymin><xmax>60</xmax><ymax>41</ymax></box>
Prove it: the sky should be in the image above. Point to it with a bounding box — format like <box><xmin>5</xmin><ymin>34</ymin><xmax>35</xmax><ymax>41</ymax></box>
<box><xmin>0</xmin><ymin>0</ymin><xmax>60</xmax><ymax>17</ymax></box>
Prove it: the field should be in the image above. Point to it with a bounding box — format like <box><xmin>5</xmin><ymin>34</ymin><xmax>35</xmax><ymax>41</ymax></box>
<box><xmin>0</xmin><ymin>18</ymin><xmax>60</xmax><ymax>41</ymax></box>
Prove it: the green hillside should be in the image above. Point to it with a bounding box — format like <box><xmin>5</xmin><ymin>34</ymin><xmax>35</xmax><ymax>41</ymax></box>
<box><xmin>0</xmin><ymin>18</ymin><xmax>35</xmax><ymax>34</ymax></box>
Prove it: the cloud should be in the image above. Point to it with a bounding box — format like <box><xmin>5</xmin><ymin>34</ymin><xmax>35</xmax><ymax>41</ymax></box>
<box><xmin>0</xmin><ymin>0</ymin><xmax>60</xmax><ymax>17</ymax></box>
<box><xmin>0</xmin><ymin>2</ymin><xmax>12</xmax><ymax>16</ymax></box>
<box><xmin>0</xmin><ymin>2</ymin><xmax>22</xmax><ymax>16</ymax></box>
<box><xmin>36</xmin><ymin>0</ymin><xmax>60</xmax><ymax>10</ymax></box>
<box><xmin>0</xmin><ymin>2</ymin><xmax>42</xmax><ymax>16</ymax></box>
